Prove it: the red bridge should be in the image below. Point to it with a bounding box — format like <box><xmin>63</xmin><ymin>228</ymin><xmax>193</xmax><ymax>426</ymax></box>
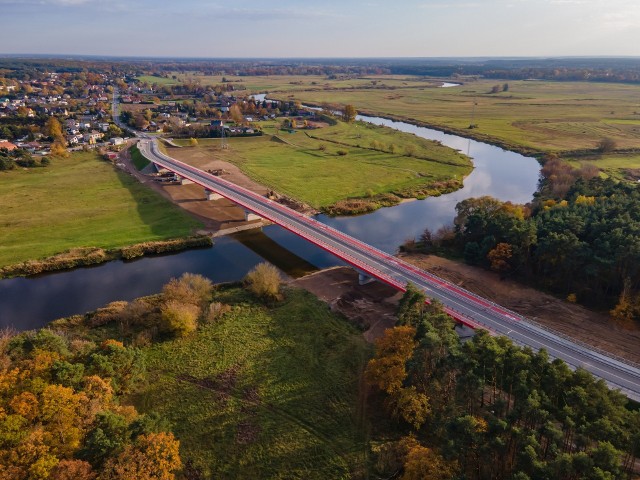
<box><xmin>137</xmin><ymin>137</ymin><xmax>640</xmax><ymax>402</ymax></box>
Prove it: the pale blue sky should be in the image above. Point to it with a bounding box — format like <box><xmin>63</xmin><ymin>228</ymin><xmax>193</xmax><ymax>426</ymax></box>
<box><xmin>1</xmin><ymin>0</ymin><xmax>639</xmax><ymax>57</ymax></box>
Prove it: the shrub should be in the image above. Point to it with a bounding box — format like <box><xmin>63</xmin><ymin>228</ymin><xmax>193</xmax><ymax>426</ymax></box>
<box><xmin>336</xmin><ymin>149</ymin><xmax>348</xmax><ymax>156</ymax></box>
<box><xmin>162</xmin><ymin>273</ymin><xmax>213</xmax><ymax>310</ymax></box>
<box><xmin>160</xmin><ymin>301</ymin><xmax>199</xmax><ymax>337</ymax></box>
<box><xmin>244</xmin><ymin>263</ymin><xmax>282</xmax><ymax>301</ymax></box>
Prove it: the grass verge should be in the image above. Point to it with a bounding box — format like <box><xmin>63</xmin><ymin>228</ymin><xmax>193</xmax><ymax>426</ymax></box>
<box><xmin>130</xmin><ymin>144</ymin><xmax>151</xmax><ymax>170</ymax></box>
<box><xmin>0</xmin><ymin>151</ymin><xmax>202</xmax><ymax>268</ymax></box>
<box><xmin>130</xmin><ymin>287</ymin><xmax>370</xmax><ymax>479</ymax></box>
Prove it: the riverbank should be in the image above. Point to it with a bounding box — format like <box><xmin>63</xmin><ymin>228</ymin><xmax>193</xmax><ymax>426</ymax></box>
<box><xmin>0</xmin><ymin>236</ymin><xmax>213</xmax><ymax>279</ymax></box>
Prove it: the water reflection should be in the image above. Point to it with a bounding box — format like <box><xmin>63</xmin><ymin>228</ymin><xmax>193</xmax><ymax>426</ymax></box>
<box><xmin>0</xmin><ymin>237</ymin><xmax>264</xmax><ymax>330</ymax></box>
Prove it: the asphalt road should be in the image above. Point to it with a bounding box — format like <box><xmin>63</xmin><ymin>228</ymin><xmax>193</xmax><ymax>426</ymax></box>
<box><xmin>137</xmin><ymin>138</ymin><xmax>640</xmax><ymax>402</ymax></box>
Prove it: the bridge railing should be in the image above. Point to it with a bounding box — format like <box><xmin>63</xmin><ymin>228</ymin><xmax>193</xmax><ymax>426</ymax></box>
<box><xmin>145</xmin><ymin>140</ymin><xmax>640</xmax><ymax>375</ymax></box>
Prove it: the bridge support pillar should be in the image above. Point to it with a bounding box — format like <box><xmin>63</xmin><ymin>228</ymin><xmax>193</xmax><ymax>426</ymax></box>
<box><xmin>358</xmin><ymin>272</ymin><xmax>375</xmax><ymax>285</ymax></box>
<box><xmin>205</xmin><ymin>189</ymin><xmax>223</xmax><ymax>201</ymax></box>
<box><xmin>179</xmin><ymin>176</ymin><xmax>193</xmax><ymax>185</ymax></box>
<box><xmin>245</xmin><ymin>211</ymin><xmax>261</xmax><ymax>222</ymax></box>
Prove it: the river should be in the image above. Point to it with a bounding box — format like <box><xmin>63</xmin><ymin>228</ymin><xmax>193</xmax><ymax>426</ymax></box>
<box><xmin>0</xmin><ymin>102</ymin><xmax>540</xmax><ymax>330</ymax></box>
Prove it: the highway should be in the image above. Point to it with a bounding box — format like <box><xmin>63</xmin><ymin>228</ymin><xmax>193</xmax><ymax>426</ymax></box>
<box><xmin>135</xmin><ymin>136</ymin><xmax>640</xmax><ymax>402</ymax></box>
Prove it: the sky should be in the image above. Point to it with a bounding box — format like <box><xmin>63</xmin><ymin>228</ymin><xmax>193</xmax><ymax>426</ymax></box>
<box><xmin>1</xmin><ymin>0</ymin><xmax>640</xmax><ymax>58</ymax></box>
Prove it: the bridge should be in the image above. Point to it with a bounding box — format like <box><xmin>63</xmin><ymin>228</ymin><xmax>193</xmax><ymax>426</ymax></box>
<box><xmin>136</xmin><ymin>137</ymin><xmax>640</xmax><ymax>402</ymax></box>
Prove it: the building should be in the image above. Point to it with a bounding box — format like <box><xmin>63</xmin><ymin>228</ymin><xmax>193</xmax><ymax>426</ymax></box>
<box><xmin>0</xmin><ymin>141</ymin><xmax>18</xmax><ymax>151</ymax></box>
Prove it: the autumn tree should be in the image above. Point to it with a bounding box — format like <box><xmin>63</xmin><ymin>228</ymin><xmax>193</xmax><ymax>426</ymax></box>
<box><xmin>160</xmin><ymin>301</ymin><xmax>199</xmax><ymax>337</ymax></box>
<box><xmin>244</xmin><ymin>263</ymin><xmax>282</xmax><ymax>301</ymax></box>
<box><xmin>342</xmin><ymin>104</ymin><xmax>357</xmax><ymax>122</ymax></box>
<box><xmin>365</xmin><ymin>326</ymin><xmax>417</xmax><ymax>394</ymax></box>
<box><xmin>162</xmin><ymin>273</ymin><xmax>213</xmax><ymax>311</ymax></box>
<box><xmin>100</xmin><ymin>432</ymin><xmax>181</xmax><ymax>480</ymax></box>
<box><xmin>487</xmin><ymin>242</ymin><xmax>513</xmax><ymax>275</ymax></box>
<box><xmin>46</xmin><ymin>117</ymin><xmax>65</xmax><ymax>144</ymax></box>
<box><xmin>50</xmin><ymin>459</ymin><xmax>97</xmax><ymax>480</ymax></box>
<box><xmin>229</xmin><ymin>104</ymin><xmax>243</xmax><ymax>124</ymax></box>
<box><xmin>402</xmin><ymin>443</ymin><xmax>457</xmax><ymax>480</ymax></box>
<box><xmin>598</xmin><ymin>137</ymin><xmax>616</xmax><ymax>153</ymax></box>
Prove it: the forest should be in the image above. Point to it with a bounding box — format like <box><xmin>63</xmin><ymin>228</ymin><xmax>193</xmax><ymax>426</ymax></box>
<box><xmin>415</xmin><ymin>164</ymin><xmax>640</xmax><ymax>322</ymax></box>
<box><xmin>365</xmin><ymin>286</ymin><xmax>640</xmax><ymax>479</ymax></box>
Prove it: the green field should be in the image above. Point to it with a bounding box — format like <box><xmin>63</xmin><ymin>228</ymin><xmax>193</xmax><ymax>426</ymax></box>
<box><xmin>135</xmin><ymin>74</ymin><xmax>180</xmax><ymax>86</ymax></box>
<box><xmin>567</xmin><ymin>153</ymin><xmax>640</xmax><ymax>180</ymax></box>
<box><xmin>0</xmin><ymin>152</ymin><xmax>201</xmax><ymax>267</ymax></box>
<box><xmin>172</xmin><ymin>120</ymin><xmax>471</xmax><ymax>209</ymax></box>
<box><xmin>171</xmin><ymin>74</ymin><xmax>639</xmax><ymax>154</ymax></box>
<box><xmin>132</xmin><ymin>287</ymin><xmax>369</xmax><ymax>479</ymax></box>
<box><xmin>170</xmin><ymin>73</ymin><xmax>446</xmax><ymax>93</ymax></box>
<box><xmin>259</xmin><ymin>79</ymin><xmax>640</xmax><ymax>154</ymax></box>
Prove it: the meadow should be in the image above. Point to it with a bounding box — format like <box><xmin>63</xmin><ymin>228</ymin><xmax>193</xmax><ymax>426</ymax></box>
<box><xmin>0</xmin><ymin>152</ymin><xmax>201</xmax><ymax>267</ymax></box>
<box><xmin>157</xmin><ymin>74</ymin><xmax>638</xmax><ymax>155</ymax></box>
<box><xmin>132</xmin><ymin>287</ymin><xmax>370</xmax><ymax>479</ymax></box>
<box><xmin>173</xmin><ymin>119</ymin><xmax>471</xmax><ymax>210</ymax></box>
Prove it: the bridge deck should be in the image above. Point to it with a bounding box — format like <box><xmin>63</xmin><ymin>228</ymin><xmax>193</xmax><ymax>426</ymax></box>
<box><xmin>137</xmin><ymin>138</ymin><xmax>640</xmax><ymax>402</ymax></box>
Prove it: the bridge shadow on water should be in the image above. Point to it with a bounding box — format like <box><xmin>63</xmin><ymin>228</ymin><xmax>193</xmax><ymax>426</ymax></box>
<box><xmin>232</xmin><ymin>229</ymin><xmax>318</xmax><ymax>278</ymax></box>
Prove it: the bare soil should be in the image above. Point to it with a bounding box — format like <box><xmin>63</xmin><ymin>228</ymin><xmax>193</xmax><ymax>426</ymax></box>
<box><xmin>120</xmin><ymin>142</ymin><xmax>266</xmax><ymax>232</ymax></box>
<box><xmin>293</xmin><ymin>267</ymin><xmax>401</xmax><ymax>343</ymax></box>
<box><xmin>295</xmin><ymin>256</ymin><xmax>640</xmax><ymax>365</ymax></box>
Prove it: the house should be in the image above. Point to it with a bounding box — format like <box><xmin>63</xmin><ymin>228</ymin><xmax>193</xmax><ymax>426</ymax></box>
<box><xmin>0</xmin><ymin>141</ymin><xmax>18</xmax><ymax>151</ymax></box>
<box><xmin>83</xmin><ymin>132</ymin><xmax>103</xmax><ymax>144</ymax></box>
<box><xmin>109</xmin><ymin>137</ymin><xmax>124</xmax><ymax>146</ymax></box>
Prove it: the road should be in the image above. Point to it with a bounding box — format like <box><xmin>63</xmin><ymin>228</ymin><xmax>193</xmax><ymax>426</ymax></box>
<box><xmin>135</xmin><ymin>137</ymin><xmax>640</xmax><ymax>402</ymax></box>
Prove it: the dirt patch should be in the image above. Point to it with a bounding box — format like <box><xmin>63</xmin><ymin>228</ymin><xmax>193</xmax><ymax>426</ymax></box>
<box><xmin>293</xmin><ymin>267</ymin><xmax>401</xmax><ymax>342</ymax></box>
<box><xmin>293</xmin><ymin>259</ymin><xmax>640</xmax><ymax>365</ymax></box>
<box><xmin>400</xmin><ymin>253</ymin><xmax>640</xmax><ymax>365</ymax></box>
<box><xmin>235</xmin><ymin>420</ymin><xmax>261</xmax><ymax>445</ymax></box>
<box><xmin>120</xmin><ymin>142</ymin><xmax>267</xmax><ymax>233</ymax></box>
<box><xmin>177</xmin><ymin>365</ymin><xmax>239</xmax><ymax>402</ymax></box>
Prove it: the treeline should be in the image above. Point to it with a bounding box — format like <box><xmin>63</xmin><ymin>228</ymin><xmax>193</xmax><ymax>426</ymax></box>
<box><xmin>0</xmin><ymin>148</ymin><xmax>49</xmax><ymax>170</ymax></box>
<box><xmin>365</xmin><ymin>287</ymin><xmax>640</xmax><ymax>479</ymax></box>
<box><xmin>413</xmin><ymin>170</ymin><xmax>640</xmax><ymax>318</ymax></box>
<box><xmin>385</xmin><ymin>57</ymin><xmax>640</xmax><ymax>84</ymax></box>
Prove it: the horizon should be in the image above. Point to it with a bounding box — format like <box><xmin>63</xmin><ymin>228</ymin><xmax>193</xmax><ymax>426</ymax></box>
<box><xmin>2</xmin><ymin>0</ymin><xmax>640</xmax><ymax>58</ymax></box>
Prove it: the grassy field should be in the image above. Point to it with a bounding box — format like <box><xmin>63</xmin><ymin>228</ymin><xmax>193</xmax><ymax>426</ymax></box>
<box><xmin>567</xmin><ymin>153</ymin><xmax>640</xmax><ymax>181</ymax></box>
<box><xmin>136</xmin><ymin>74</ymin><xmax>180</xmax><ymax>86</ymax></box>
<box><xmin>258</xmin><ymin>79</ymin><xmax>640</xmax><ymax>154</ymax></box>
<box><xmin>174</xmin><ymin>75</ymin><xmax>639</xmax><ymax>154</ymax></box>
<box><xmin>132</xmin><ymin>287</ymin><xmax>369</xmax><ymax>479</ymax></box>
<box><xmin>0</xmin><ymin>152</ymin><xmax>201</xmax><ymax>267</ymax></box>
<box><xmin>173</xmin><ymin>119</ymin><xmax>471</xmax><ymax>209</ymax></box>
<box><xmin>137</xmin><ymin>73</ymin><xmax>640</xmax><ymax>154</ymax></box>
